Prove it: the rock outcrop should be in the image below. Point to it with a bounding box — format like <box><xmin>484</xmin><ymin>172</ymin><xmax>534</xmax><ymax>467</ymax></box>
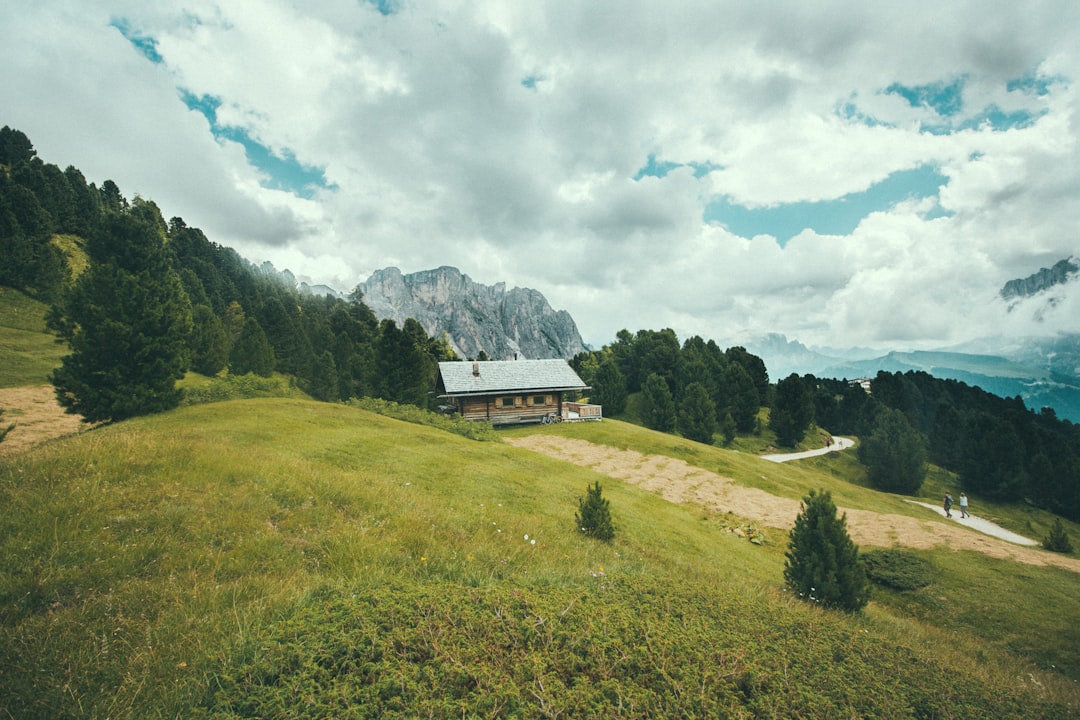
<box><xmin>1000</xmin><ymin>257</ymin><xmax>1078</xmax><ymax>300</ymax></box>
<box><xmin>356</xmin><ymin>266</ymin><xmax>586</xmax><ymax>360</ymax></box>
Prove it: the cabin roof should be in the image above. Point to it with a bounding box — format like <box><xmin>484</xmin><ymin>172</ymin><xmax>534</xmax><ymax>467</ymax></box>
<box><xmin>437</xmin><ymin>359</ymin><xmax>588</xmax><ymax>397</ymax></box>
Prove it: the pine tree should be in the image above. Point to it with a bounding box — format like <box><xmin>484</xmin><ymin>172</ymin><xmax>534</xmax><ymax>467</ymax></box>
<box><xmin>770</xmin><ymin>373</ymin><xmax>814</xmax><ymax>447</ymax></box>
<box><xmin>592</xmin><ymin>356</ymin><xmax>628</xmax><ymax>415</ymax></box>
<box><xmin>641</xmin><ymin>372</ymin><xmax>676</xmax><ymax>432</ymax></box>
<box><xmin>784</xmin><ymin>489</ymin><xmax>869</xmax><ymax>612</ymax></box>
<box><xmin>189</xmin><ymin>304</ymin><xmax>230</xmax><ymax>376</ymax></box>
<box><xmin>576</xmin><ymin>481</ymin><xmax>614</xmax><ymax>541</ymax></box>
<box><xmin>51</xmin><ymin>208</ymin><xmax>192</xmax><ymax>423</ymax></box>
<box><xmin>678</xmin><ymin>381</ymin><xmax>717</xmax><ymax>444</ymax></box>
<box><xmin>858</xmin><ymin>407</ymin><xmax>927</xmax><ymax>494</ymax></box>
<box><xmin>229</xmin><ymin>317</ymin><xmax>276</xmax><ymax>377</ymax></box>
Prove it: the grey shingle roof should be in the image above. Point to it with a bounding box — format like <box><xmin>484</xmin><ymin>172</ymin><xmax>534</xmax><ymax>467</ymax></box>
<box><xmin>437</xmin><ymin>359</ymin><xmax>588</xmax><ymax>396</ymax></box>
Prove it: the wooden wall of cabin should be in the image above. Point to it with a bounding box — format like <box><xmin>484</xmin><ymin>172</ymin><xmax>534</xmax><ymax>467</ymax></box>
<box><xmin>455</xmin><ymin>393</ymin><xmax>561</xmax><ymax>425</ymax></box>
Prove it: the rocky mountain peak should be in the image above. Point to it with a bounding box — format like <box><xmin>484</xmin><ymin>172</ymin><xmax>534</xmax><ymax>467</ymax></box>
<box><xmin>1000</xmin><ymin>257</ymin><xmax>1078</xmax><ymax>301</ymax></box>
<box><xmin>356</xmin><ymin>266</ymin><xmax>586</xmax><ymax>360</ymax></box>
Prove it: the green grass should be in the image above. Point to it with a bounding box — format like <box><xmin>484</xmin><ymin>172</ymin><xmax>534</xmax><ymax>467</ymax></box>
<box><xmin>2</xmin><ymin>398</ymin><xmax>1078</xmax><ymax>718</ymax></box>
<box><xmin>0</xmin><ymin>287</ymin><xmax>65</xmax><ymax>387</ymax></box>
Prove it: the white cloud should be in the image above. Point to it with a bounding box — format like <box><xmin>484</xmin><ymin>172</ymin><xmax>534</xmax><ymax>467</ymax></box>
<box><xmin>3</xmin><ymin>0</ymin><xmax>1080</xmax><ymax>353</ymax></box>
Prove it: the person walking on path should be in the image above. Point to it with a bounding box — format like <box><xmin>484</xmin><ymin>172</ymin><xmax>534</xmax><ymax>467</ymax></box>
<box><xmin>959</xmin><ymin>493</ymin><xmax>970</xmax><ymax>518</ymax></box>
<box><xmin>944</xmin><ymin>492</ymin><xmax>954</xmax><ymax>518</ymax></box>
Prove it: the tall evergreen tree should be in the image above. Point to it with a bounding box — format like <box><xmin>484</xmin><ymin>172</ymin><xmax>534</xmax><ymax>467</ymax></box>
<box><xmin>640</xmin><ymin>372</ymin><xmax>676</xmax><ymax>432</ymax></box>
<box><xmin>678</xmin><ymin>381</ymin><xmax>717</xmax><ymax>444</ymax></box>
<box><xmin>770</xmin><ymin>373</ymin><xmax>814</xmax><ymax>447</ymax></box>
<box><xmin>785</xmin><ymin>489</ymin><xmax>869</xmax><ymax>612</ymax></box>
<box><xmin>858</xmin><ymin>407</ymin><xmax>927</xmax><ymax>494</ymax></box>
<box><xmin>189</xmin><ymin>304</ymin><xmax>230</xmax><ymax>376</ymax></box>
<box><xmin>51</xmin><ymin>210</ymin><xmax>192</xmax><ymax>422</ymax></box>
<box><xmin>725</xmin><ymin>362</ymin><xmax>760</xmax><ymax>433</ymax></box>
<box><xmin>591</xmin><ymin>356</ymin><xmax>628</xmax><ymax>415</ymax></box>
<box><xmin>229</xmin><ymin>317</ymin><xmax>276</xmax><ymax>377</ymax></box>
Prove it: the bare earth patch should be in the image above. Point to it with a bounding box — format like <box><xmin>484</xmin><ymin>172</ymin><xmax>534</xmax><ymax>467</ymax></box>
<box><xmin>506</xmin><ymin>435</ymin><xmax>1080</xmax><ymax>574</ymax></box>
<box><xmin>0</xmin><ymin>385</ymin><xmax>87</xmax><ymax>456</ymax></box>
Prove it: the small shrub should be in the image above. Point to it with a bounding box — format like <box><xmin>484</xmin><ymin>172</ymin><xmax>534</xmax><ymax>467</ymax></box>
<box><xmin>784</xmin><ymin>489</ymin><xmax>869</xmax><ymax>612</ymax></box>
<box><xmin>862</xmin><ymin>548</ymin><xmax>934</xmax><ymax>590</ymax></box>
<box><xmin>1042</xmin><ymin>517</ymin><xmax>1074</xmax><ymax>554</ymax></box>
<box><xmin>181</xmin><ymin>373</ymin><xmax>297</xmax><ymax>405</ymax></box>
<box><xmin>576</xmin><ymin>481</ymin><xmax>614</xmax><ymax>541</ymax></box>
<box><xmin>350</xmin><ymin>397</ymin><xmax>500</xmax><ymax>442</ymax></box>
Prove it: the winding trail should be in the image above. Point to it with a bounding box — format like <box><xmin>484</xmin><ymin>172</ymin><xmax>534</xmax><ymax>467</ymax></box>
<box><xmin>505</xmin><ymin>435</ymin><xmax>1080</xmax><ymax>574</ymax></box>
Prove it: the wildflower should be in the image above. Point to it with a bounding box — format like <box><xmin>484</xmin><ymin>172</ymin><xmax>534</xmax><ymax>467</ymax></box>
<box><xmin>421</xmin><ymin>556</ymin><xmax>428</xmax><ymax>563</ymax></box>
<box><xmin>524</xmin><ymin>534</ymin><xmax>529</xmax><ymax>540</ymax></box>
<box><xmin>530</xmin><ymin>539</ymin><xmax>536</xmax><ymax>545</ymax></box>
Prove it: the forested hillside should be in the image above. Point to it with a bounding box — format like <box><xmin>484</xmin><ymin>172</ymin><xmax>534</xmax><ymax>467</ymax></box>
<box><xmin>1</xmin><ymin>125</ymin><xmax>455</xmax><ymax>417</ymax></box>
<box><xmin>574</xmin><ymin>330</ymin><xmax>1080</xmax><ymax>523</ymax></box>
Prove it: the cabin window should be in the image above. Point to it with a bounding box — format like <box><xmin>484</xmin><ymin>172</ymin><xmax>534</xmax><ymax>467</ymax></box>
<box><xmin>498</xmin><ymin>396</ymin><xmax>516</xmax><ymax>409</ymax></box>
<box><xmin>529</xmin><ymin>395</ymin><xmax>548</xmax><ymax>406</ymax></box>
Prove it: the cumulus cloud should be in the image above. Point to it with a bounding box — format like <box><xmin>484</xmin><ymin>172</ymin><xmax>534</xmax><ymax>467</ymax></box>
<box><xmin>2</xmin><ymin>0</ymin><xmax>1079</xmax><ymax>352</ymax></box>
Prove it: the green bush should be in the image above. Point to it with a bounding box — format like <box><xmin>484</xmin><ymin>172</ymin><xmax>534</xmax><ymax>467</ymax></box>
<box><xmin>862</xmin><ymin>548</ymin><xmax>934</xmax><ymax>591</ymax></box>
<box><xmin>350</xmin><ymin>396</ymin><xmax>500</xmax><ymax>442</ymax></box>
<box><xmin>576</xmin><ymin>480</ymin><xmax>615</xmax><ymax>541</ymax></box>
<box><xmin>181</xmin><ymin>373</ymin><xmax>298</xmax><ymax>405</ymax></box>
<box><xmin>1043</xmin><ymin>518</ymin><xmax>1074</xmax><ymax>554</ymax></box>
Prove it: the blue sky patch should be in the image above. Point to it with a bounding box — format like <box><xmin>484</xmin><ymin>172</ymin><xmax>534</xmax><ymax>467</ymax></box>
<box><xmin>1007</xmin><ymin>71</ymin><xmax>1064</xmax><ymax>96</ymax></box>
<box><xmin>704</xmin><ymin>165</ymin><xmax>950</xmax><ymax>244</ymax></box>
<box><xmin>521</xmin><ymin>74</ymin><xmax>543</xmax><ymax>90</ymax></box>
<box><xmin>886</xmin><ymin>77</ymin><xmax>965</xmax><ymax>117</ymax></box>
<box><xmin>956</xmin><ymin>105</ymin><xmax>1044</xmax><ymax>132</ymax></box>
<box><xmin>367</xmin><ymin>0</ymin><xmax>399</xmax><ymax>16</ymax></box>
<box><xmin>180</xmin><ymin>90</ymin><xmax>332</xmax><ymax>199</ymax></box>
<box><xmin>110</xmin><ymin>17</ymin><xmax>163</xmax><ymax>63</ymax></box>
<box><xmin>634</xmin><ymin>155</ymin><xmax>722</xmax><ymax>180</ymax></box>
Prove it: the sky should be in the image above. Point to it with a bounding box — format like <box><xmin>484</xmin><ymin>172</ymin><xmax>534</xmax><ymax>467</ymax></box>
<box><xmin>3</xmin><ymin>0</ymin><xmax>1079</xmax><ymax>352</ymax></box>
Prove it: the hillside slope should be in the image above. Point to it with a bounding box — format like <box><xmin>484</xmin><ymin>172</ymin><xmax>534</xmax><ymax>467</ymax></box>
<box><xmin>2</xmin><ymin>399</ymin><xmax>1078</xmax><ymax>718</ymax></box>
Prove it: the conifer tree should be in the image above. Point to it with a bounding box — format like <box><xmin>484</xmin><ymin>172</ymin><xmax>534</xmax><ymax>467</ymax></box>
<box><xmin>189</xmin><ymin>304</ymin><xmax>230</xmax><ymax>376</ymax></box>
<box><xmin>229</xmin><ymin>317</ymin><xmax>276</xmax><ymax>377</ymax></box>
<box><xmin>576</xmin><ymin>481</ymin><xmax>614</xmax><ymax>541</ymax></box>
<box><xmin>784</xmin><ymin>489</ymin><xmax>869</xmax><ymax>612</ymax></box>
<box><xmin>858</xmin><ymin>407</ymin><xmax>927</xmax><ymax>494</ymax></box>
<box><xmin>592</xmin><ymin>356</ymin><xmax>628</xmax><ymax>415</ymax></box>
<box><xmin>641</xmin><ymin>372</ymin><xmax>676</xmax><ymax>432</ymax></box>
<box><xmin>51</xmin><ymin>207</ymin><xmax>192</xmax><ymax>423</ymax></box>
<box><xmin>678</xmin><ymin>381</ymin><xmax>717</xmax><ymax>444</ymax></box>
<box><xmin>770</xmin><ymin>373</ymin><xmax>814</xmax><ymax>447</ymax></box>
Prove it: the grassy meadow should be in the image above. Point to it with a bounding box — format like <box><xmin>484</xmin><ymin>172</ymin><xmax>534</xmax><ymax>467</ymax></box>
<box><xmin>1</xmin><ymin>396</ymin><xmax>1078</xmax><ymax>719</ymax></box>
<box><xmin>2</xmin><ymin>287</ymin><xmax>1080</xmax><ymax>718</ymax></box>
<box><xmin>0</xmin><ymin>288</ymin><xmax>66</xmax><ymax>388</ymax></box>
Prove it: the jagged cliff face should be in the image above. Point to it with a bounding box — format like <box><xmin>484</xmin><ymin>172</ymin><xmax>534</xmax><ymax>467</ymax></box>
<box><xmin>356</xmin><ymin>266</ymin><xmax>587</xmax><ymax>360</ymax></box>
<box><xmin>1000</xmin><ymin>257</ymin><xmax>1078</xmax><ymax>301</ymax></box>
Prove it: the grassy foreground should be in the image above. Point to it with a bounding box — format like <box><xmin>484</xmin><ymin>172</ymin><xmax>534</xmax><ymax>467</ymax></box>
<box><xmin>1</xmin><ymin>398</ymin><xmax>1078</xmax><ymax>718</ymax></box>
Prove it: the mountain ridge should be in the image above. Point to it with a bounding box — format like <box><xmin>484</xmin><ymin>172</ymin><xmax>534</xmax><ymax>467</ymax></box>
<box><xmin>355</xmin><ymin>266</ymin><xmax>586</xmax><ymax>360</ymax></box>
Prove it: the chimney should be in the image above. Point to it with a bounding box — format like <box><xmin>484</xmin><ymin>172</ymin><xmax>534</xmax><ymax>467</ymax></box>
<box><xmin>472</xmin><ymin>362</ymin><xmax>480</xmax><ymax>377</ymax></box>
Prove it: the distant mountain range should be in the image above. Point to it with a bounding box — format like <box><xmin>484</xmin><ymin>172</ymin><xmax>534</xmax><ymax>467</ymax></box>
<box><xmin>738</xmin><ymin>258</ymin><xmax>1080</xmax><ymax>421</ymax></box>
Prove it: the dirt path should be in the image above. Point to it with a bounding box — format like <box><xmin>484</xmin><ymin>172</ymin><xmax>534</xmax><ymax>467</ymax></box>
<box><xmin>0</xmin><ymin>385</ymin><xmax>87</xmax><ymax>457</ymax></box>
<box><xmin>506</xmin><ymin>435</ymin><xmax>1080</xmax><ymax>574</ymax></box>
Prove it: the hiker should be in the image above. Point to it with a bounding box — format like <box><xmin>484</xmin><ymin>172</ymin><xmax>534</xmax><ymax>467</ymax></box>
<box><xmin>944</xmin><ymin>492</ymin><xmax>953</xmax><ymax>518</ymax></box>
<box><xmin>959</xmin><ymin>493</ymin><xmax>969</xmax><ymax>518</ymax></box>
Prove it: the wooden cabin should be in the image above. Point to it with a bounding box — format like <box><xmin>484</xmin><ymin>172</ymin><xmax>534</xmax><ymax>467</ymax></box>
<box><xmin>436</xmin><ymin>359</ymin><xmax>601</xmax><ymax>426</ymax></box>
